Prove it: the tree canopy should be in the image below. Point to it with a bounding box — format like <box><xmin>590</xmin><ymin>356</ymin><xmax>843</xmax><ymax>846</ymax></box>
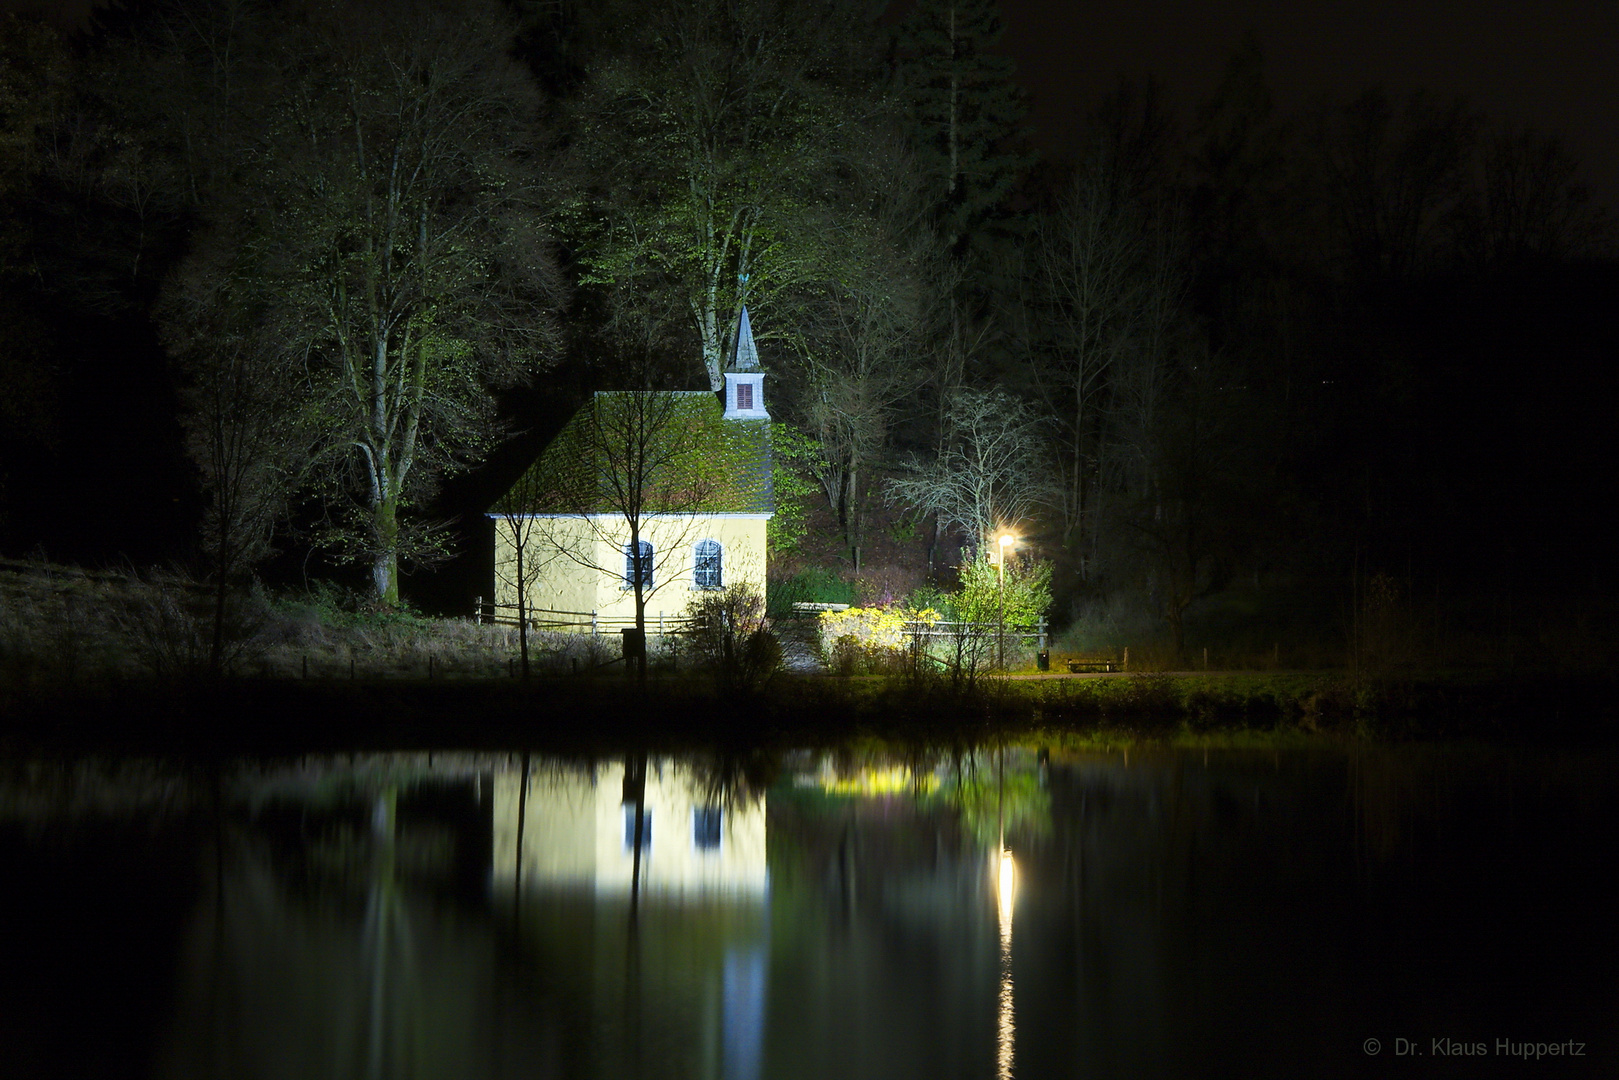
<box><xmin>564</xmin><ymin>0</ymin><xmax>888</xmax><ymax>390</ymax></box>
<box><xmin>160</xmin><ymin>0</ymin><xmax>564</xmax><ymax>603</ymax></box>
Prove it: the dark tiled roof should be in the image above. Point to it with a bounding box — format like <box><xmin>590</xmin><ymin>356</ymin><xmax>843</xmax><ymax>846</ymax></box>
<box><xmin>492</xmin><ymin>391</ymin><xmax>773</xmax><ymax>516</ymax></box>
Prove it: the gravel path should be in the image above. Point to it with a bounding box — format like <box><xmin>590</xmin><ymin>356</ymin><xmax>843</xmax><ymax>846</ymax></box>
<box><xmin>773</xmin><ymin>619</ymin><xmax>826</xmax><ymax>674</ymax></box>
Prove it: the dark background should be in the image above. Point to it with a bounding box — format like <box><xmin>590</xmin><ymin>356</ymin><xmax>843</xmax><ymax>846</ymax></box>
<box><xmin>1</xmin><ymin>0</ymin><xmax>1613</xmax><ymax>635</ymax></box>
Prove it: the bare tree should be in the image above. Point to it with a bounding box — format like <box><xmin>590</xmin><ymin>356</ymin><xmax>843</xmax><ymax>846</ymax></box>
<box><xmin>887</xmin><ymin>387</ymin><xmax>1053</xmax><ymax>555</ymax></box>
<box><xmin>1024</xmin><ymin>154</ymin><xmax>1142</xmax><ymax>559</ymax></box>
<box><xmin>784</xmin><ymin>136</ymin><xmax>945</xmax><ymax>569</ymax></box>
<box><xmin>519</xmin><ymin>392</ymin><xmax>732</xmax><ymax>680</ymax></box>
<box><xmin>791</xmin><ymin>243</ymin><xmax>937</xmax><ymax>568</ymax></box>
<box><xmin>490</xmin><ymin>464</ymin><xmax>548</xmax><ymax>681</ymax></box>
<box><xmin>1113</xmin><ymin>348</ymin><xmax>1254</xmax><ymax>658</ymax></box>
<box><xmin>1309</xmin><ymin>88</ymin><xmax>1474</xmax><ymax>281</ymax></box>
<box><xmin>1456</xmin><ymin>122</ymin><xmax>1607</xmax><ymax>267</ymax></box>
<box><xmin>161</xmin><ymin>260</ymin><xmax>306</xmax><ymax>673</ymax></box>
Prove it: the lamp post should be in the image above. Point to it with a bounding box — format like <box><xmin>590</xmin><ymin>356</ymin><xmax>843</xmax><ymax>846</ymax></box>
<box><xmin>997</xmin><ymin>533</ymin><xmax>1014</xmax><ymax>670</ymax></box>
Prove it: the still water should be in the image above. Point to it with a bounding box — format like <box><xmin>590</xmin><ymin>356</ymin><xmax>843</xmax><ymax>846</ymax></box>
<box><xmin>2</xmin><ymin>743</ymin><xmax>1615</xmax><ymax>1079</ymax></box>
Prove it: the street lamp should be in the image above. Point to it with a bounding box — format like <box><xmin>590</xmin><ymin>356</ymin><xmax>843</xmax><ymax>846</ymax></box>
<box><xmin>997</xmin><ymin>533</ymin><xmax>1015</xmax><ymax>670</ymax></box>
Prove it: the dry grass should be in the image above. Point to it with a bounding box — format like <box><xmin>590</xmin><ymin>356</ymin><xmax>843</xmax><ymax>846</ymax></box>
<box><xmin>0</xmin><ymin>557</ymin><xmax>687</xmax><ymax>686</ymax></box>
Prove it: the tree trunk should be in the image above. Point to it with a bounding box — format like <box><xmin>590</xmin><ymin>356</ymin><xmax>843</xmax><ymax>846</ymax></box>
<box><xmin>630</xmin><ymin>525</ymin><xmax>648</xmax><ymax>683</ymax></box>
<box><xmin>699</xmin><ymin>298</ymin><xmax>723</xmax><ymax>391</ymax></box>
<box><xmin>846</xmin><ymin>465</ymin><xmax>861</xmax><ymax>571</ymax></box>
<box><xmin>1167</xmin><ymin>600</ymin><xmax>1186</xmax><ymax>662</ymax></box>
<box><xmin>209</xmin><ymin>523</ymin><xmax>232</xmax><ymax>676</ymax></box>
<box><xmin>373</xmin><ymin>497</ymin><xmax>399</xmax><ymax>605</ymax></box>
<box><xmin>515</xmin><ymin>530</ymin><xmax>530</xmax><ymax>682</ymax></box>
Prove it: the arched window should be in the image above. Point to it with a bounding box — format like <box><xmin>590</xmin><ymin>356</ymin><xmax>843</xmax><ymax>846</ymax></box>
<box><xmin>624</xmin><ymin>540</ymin><xmax>653</xmax><ymax>589</ymax></box>
<box><xmin>694</xmin><ymin>539</ymin><xmax>723</xmax><ymax>590</ymax></box>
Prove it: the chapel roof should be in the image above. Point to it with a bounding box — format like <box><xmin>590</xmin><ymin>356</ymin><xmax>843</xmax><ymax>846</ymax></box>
<box><xmin>492</xmin><ymin>391</ymin><xmax>772</xmax><ymax>517</ymax></box>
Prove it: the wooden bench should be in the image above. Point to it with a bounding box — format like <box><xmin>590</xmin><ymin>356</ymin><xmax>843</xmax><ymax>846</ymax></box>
<box><xmin>1063</xmin><ymin>656</ymin><xmax>1118</xmax><ymax>673</ymax></box>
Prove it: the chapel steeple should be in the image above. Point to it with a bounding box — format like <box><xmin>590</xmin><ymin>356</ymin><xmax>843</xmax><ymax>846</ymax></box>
<box><xmin>723</xmin><ymin>306</ymin><xmax>769</xmax><ymax>420</ymax></box>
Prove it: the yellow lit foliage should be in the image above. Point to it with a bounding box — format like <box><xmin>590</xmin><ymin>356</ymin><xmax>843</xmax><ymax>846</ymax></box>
<box><xmin>817</xmin><ymin>605</ymin><xmax>940</xmax><ymax>651</ymax></box>
<box><xmin>808</xmin><ymin>766</ymin><xmax>940</xmax><ymax>797</ymax></box>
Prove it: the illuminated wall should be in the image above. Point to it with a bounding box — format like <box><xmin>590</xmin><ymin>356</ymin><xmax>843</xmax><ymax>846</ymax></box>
<box><xmin>491</xmin><ymin>514</ymin><xmax>769</xmax><ymax>627</ymax></box>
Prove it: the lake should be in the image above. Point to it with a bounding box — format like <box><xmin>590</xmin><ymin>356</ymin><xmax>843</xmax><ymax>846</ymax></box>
<box><xmin>2</xmin><ymin>741</ymin><xmax>1614</xmax><ymax>1078</ymax></box>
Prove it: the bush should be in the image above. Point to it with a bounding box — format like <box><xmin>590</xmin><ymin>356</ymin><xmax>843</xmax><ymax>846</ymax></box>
<box><xmin>818</xmin><ymin>605</ymin><xmax>911</xmax><ymax>650</ymax></box>
<box><xmin>686</xmin><ymin>583</ymin><xmax>782</xmax><ymax>692</ymax></box>
<box><xmin>827</xmin><ymin>633</ymin><xmax>912</xmax><ymax>677</ymax></box>
<box><xmin>954</xmin><ymin>554</ymin><xmax>1052</xmax><ymax>628</ymax></box>
<box><xmin>817</xmin><ymin>606</ymin><xmax>941</xmax><ymax>678</ymax></box>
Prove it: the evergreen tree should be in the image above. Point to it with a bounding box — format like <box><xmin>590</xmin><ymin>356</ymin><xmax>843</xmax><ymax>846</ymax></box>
<box><xmin>893</xmin><ymin>0</ymin><xmax>1033</xmax><ymax>259</ymax></box>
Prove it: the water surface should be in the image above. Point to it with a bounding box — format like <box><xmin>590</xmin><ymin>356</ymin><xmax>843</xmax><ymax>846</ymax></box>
<box><xmin>2</xmin><ymin>743</ymin><xmax>1615</xmax><ymax>1078</ymax></box>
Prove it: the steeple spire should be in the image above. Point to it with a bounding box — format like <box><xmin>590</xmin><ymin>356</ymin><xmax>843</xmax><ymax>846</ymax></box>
<box><xmin>733</xmin><ymin>306</ymin><xmax>761</xmax><ymax>371</ymax></box>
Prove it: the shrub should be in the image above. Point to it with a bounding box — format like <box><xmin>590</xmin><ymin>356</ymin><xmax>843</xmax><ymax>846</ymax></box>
<box><xmin>817</xmin><ymin>605</ymin><xmax>941</xmax><ymax>678</ymax></box>
<box><xmin>954</xmin><ymin>554</ymin><xmax>1052</xmax><ymax>628</ymax></box>
<box><xmin>818</xmin><ymin>605</ymin><xmax>940</xmax><ymax>651</ymax></box>
<box><xmin>686</xmin><ymin>583</ymin><xmax>782</xmax><ymax>692</ymax></box>
<box><xmin>827</xmin><ymin>633</ymin><xmax>912</xmax><ymax>677</ymax></box>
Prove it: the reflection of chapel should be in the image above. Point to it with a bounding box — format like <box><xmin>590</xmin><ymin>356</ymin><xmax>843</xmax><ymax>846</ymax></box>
<box><xmin>490</xmin><ymin>759</ymin><xmax>768</xmax><ymax>898</ymax></box>
<box><xmin>487</xmin><ymin>309</ymin><xmax>774</xmax><ymax>627</ymax></box>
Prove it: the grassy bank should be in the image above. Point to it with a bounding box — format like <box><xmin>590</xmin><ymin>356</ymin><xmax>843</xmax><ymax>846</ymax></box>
<box><xmin>3</xmin><ymin>667</ymin><xmax>1614</xmax><ymax>756</ymax></box>
<box><xmin>4</xmin><ymin>558</ymin><xmax>1615</xmax><ymax>753</ymax></box>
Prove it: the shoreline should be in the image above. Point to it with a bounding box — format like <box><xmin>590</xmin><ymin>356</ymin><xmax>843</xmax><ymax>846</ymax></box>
<box><xmin>2</xmin><ymin>669</ymin><xmax>1615</xmax><ymax>755</ymax></box>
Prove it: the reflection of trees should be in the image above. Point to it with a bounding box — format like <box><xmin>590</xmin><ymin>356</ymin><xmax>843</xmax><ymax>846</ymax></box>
<box><xmin>686</xmin><ymin>749</ymin><xmax>778</xmax><ymax>814</ymax></box>
<box><xmin>938</xmin><ymin>748</ymin><xmax>1052</xmax><ymax>850</ymax></box>
<box><xmin>161</xmin><ymin>772</ymin><xmax>500</xmax><ymax>1080</ymax></box>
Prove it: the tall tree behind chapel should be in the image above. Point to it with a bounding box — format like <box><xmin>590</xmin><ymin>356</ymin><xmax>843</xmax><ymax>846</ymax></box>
<box><xmin>893</xmin><ymin>0</ymin><xmax>1034</xmax><ymax>264</ymax></box>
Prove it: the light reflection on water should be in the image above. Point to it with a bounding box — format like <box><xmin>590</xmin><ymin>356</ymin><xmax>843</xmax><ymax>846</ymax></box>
<box><xmin>3</xmin><ymin>745</ymin><xmax>1619</xmax><ymax>1079</ymax></box>
<box><xmin>996</xmin><ymin>849</ymin><xmax>1015</xmax><ymax>1080</ymax></box>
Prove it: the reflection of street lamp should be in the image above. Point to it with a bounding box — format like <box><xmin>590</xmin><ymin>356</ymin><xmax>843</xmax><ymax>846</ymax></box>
<box><xmin>995</xmin><ymin>745</ymin><xmax>1016</xmax><ymax>1080</ymax></box>
<box><xmin>997</xmin><ymin>534</ymin><xmax>1015</xmax><ymax>670</ymax></box>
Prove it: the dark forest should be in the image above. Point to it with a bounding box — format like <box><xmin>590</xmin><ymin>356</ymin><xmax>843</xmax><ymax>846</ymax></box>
<box><xmin>2</xmin><ymin>0</ymin><xmax>1614</xmax><ymax>670</ymax></box>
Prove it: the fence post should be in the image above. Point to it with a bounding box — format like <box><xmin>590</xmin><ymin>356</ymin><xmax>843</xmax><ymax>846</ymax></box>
<box><xmin>1039</xmin><ymin>619</ymin><xmax>1047</xmax><ymax>650</ymax></box>
<box><xmin>591</xmin><ymin>610</ymin><xmax>598</xmax><ymax>636</ymax></box>
<box><xmin>474</xmin><ymin>596</ymin><xmax>482</xmax><ymax>625</ymax></box>
<box><xmin>1123</xmin><ymin>646</ymin><xmax>1129</xmax><ymax>672</ymax></box>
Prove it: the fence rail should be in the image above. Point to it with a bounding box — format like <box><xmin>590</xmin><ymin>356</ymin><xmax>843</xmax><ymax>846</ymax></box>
<box><xmin>898</xmin><ymin>620</ymin><xmax>1047</xmax><ymax>649</ymax></box>
<box><xmin>473</xmin><ymin>598</ymin><xmax>703</xmax><ymax>636</ymax></box>
<box><xmin>475</xmin><ymin>599</ymin><xmax>1047</xmax><ymax>650</ymax></box>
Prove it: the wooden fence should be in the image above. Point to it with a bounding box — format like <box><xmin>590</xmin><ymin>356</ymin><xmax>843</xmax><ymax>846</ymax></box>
<box><xmin>900</xmin><ymin>619</ymin><xmax>1049</xmax><ymax>650</ymax></box>
<box><xmin>473</xmin><ymin>598</ymin><xmax>704</xmax><ymax>637</ymax></box>
<box><xmin>474</xmin><ymin>598</ymin><xmax>1047</xmax><ymax>651</ymax></box>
